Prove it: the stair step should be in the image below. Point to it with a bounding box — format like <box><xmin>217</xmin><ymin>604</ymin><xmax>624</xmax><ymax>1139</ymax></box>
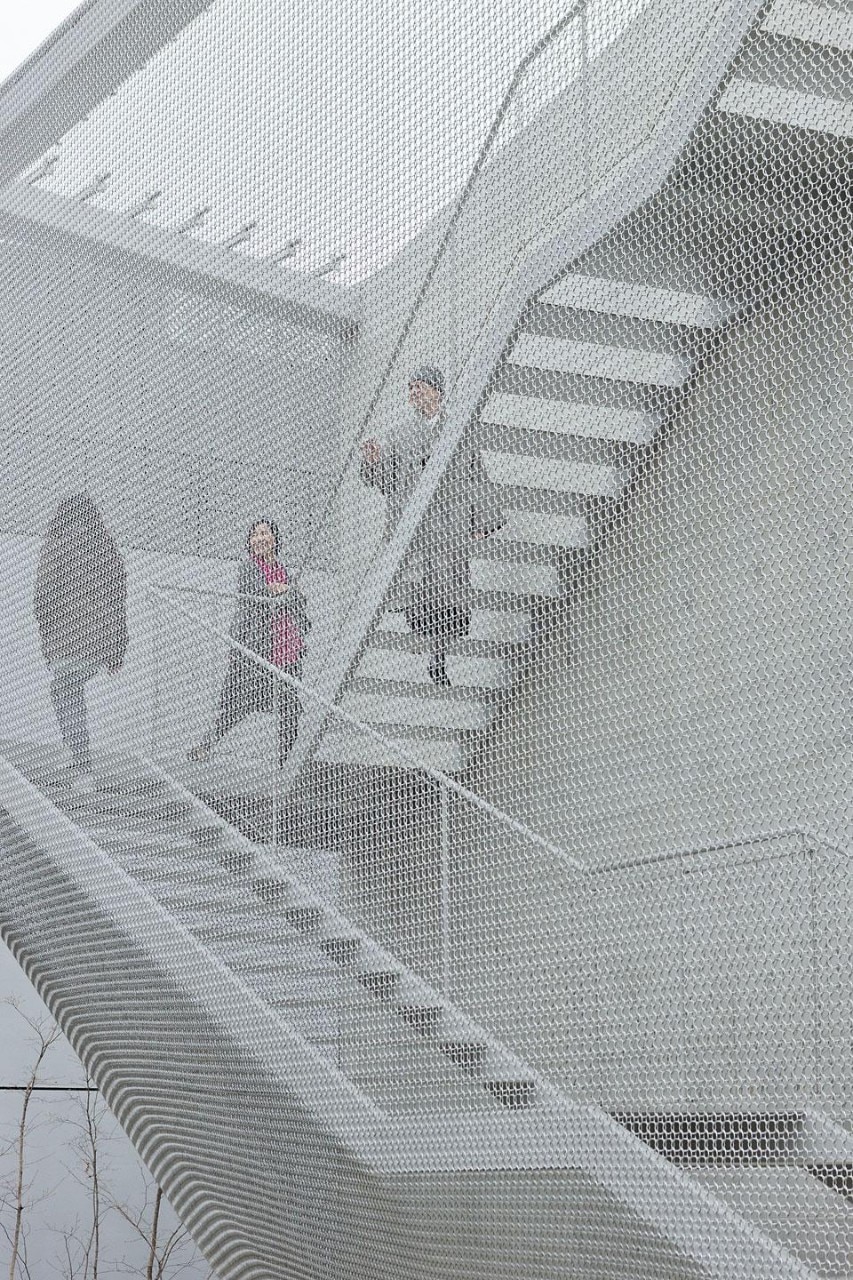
<box><xmin>397</xmin><ymin>1005</ymin><xmax>443</xmax><ymax>1034</ymax></box>
<box><xmin>28</xmin><ymin>765</ymin><xmax>166</xmax><ymax>796</ymax></box>
<box><xmin>508</xmin><ymin>333</ymin><xmax>693</xmax><ymax>388</ymax></box>
<box><xmin>227</xmin><ymin>947</ymin><xmax>340</xmax><ymax>980</ymax></box>
<box><xmin>808</xmin><ymin>1163</ymin><xmax>853</xmax><ymax>1202</ymax></box>
<box><xmin>368</xmin><ymin>629</ymin><xmax>522</xmax><ymax>660</ymax></box>
<box><xmin>483</xmin><ymin>447</ymin><xmax>630</xmax><ymax>498</ymax></box>
<box><xmin>484</xmin><ymin>1079</ymin><xmax>536</xmax><ymax>1110</ymax></box>
<box><xmin>156</xmin><ymin>884</ymin><xmax>254</xmax><ymax>913</ymax></box>
<box><xmin>355</xmin><ymin>971</ymin><xmax>400</xmax><ymax>998</ymax></box>
<box><xmin>280</xmin><ymin>906</ymin><xmax>323</xmax><ymax>932</ymax></box>
<box><xmin>469</xmin><ymin>536</ymin><xmax>563</xmax><ymax>568</ymax></box>
<box><xmin>264</xmin><ymin>1006</ymin><xmax>340</xmax><ymax>1040</ymax></box>
<box><xmin>357</xmin><ymin>647</ymin><xmax>509</xmax><ymax>691</ymax></box>
<box><xmin>251</xmin><ymin>878</ymin><xmax>291</xmax><ymax>904</ymax></box>
<box><xmin>87</xmin><ymin>774</ymin><xmax>169</xmax><ymax>797</ymax></box>
<box><xmin>694</xmin><ymin>1167</ymin><xmax>853</xmax><ymax>1275</ymax></box>
<box><xmin>217</xmin><ymin>848</ymin><xmax>256</xmax><ymax>873</ymax></box>
<box><xmin>439</xmin><ymin>1041</ymin><xmax>487</xmax><ymax>1076</ymax></box>
<box><xmin>86</xmin><ymin>825</ymin><xmax>192</xmax><ymax>854</ymax></box>
<box><xmin>319</xmin><ymin>937</ymin><xmax>361</xmax><ymax>965</ymax></box>
<box><xmin>494</xmin><ymin>506</ymin><xmax>589</xmax><ymax>550</ymax></box>
<box><xmin>57</xmin><ymin>793</ymin><xmax>191</xmax><ymax>823</ymax></box>
<box><xmin>470</xmin><ymin>554</ymin><xmax>562</xmax><ymax>598</ymax></box>
<box><xmin>317</xmin><ymin>726</ymin><xmax>469</xmax><ymax>774</ymax></box>
<box><xmin>492</xmin><ymin>483</ymin><xmax>590</xmax><ymax>518</ymax></box>
<box><xmin>241</xmin><ymin>968</ymin><xmax>345</xmax><ymax>999</ymax></box>
<box><xmin>540</xmin><ymin>273</ymin><xmax>734</xmax><ymax>329</ymax></box>
<box><xmin>247</xmin><ymin>888</ymin><xmax>324</xmax><ymax>933</ymax></box>
<box><xmin>377</xmin><ymin>606</ymin><xmax>532</xmax><ymax>643</ymax></box>
<box><xmin>190</xmin><ymin>826</ymin><xmax>227</xmax><ymax>849</ymax></box>
<box><xmin>129</xmin><ymin>860</ymin><xmax>224</xmax><ymax>886</ymax></box>
<box><xmin>189</xmin><ymin>917</ymin><xmax>294</xmax><ymax>944</ymax></box>
<box><xmin>718</xmin><ymin>76</ymin><xmax>853</xmax><ymax>137</ymax></box>
<box><xmin>763</xmin><ymin>0</ymin><xmax>853</xmax><ymax>53</ymax></box>
<box><xmin>462</xmin><ymin>587</ymin><xmax>551</xmax><ymax>613</ymax></box>
<box><xmin>481</xmin><ymin>389</ymin><xmax>661</xmax><ymax>445</ymax></box>
<box><xmin>269</xmin><ymin>847</ymin><xmax>341</xmax><ymax>905</ymax></box>
<box><xmin>613</xmin><ymin>1111</ymin><xmax>805</xmax><ymax>1165</ymax></box>
<box><xmin>91</xmin><ymin>845</ymin><xmax>193</xmax><ymax>873</ymax></box>
<box><xmin>341</xmin><ymin>688</ymin><xmax>493</xmax><ymax>733</ymax></box>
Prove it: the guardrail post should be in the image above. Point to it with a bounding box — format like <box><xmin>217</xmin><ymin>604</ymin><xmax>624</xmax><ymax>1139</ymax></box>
<box><xmin>440</xmin><ymin>780</ymin><xmax>451</xmax><ymax>997</ymax></box>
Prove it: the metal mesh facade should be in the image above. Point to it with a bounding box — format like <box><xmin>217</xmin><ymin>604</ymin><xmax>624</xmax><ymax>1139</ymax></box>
<box><xmin>0</xmin><ymin>1</ymin><xmax>851</xmax><ymax>1277</ymax></box>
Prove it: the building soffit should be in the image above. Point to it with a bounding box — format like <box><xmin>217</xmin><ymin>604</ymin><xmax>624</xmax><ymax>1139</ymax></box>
<box><xmin>0</xmin><ymin>0</ymin><xmax>361</xmax><ymax>330</ymax></box>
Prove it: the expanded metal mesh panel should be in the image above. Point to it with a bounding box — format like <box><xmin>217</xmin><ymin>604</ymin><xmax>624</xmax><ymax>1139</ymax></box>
<box><xmin>1</xmin><ymin>1</ymin><xmax>852</xmax><ymax>1278</ymax></box>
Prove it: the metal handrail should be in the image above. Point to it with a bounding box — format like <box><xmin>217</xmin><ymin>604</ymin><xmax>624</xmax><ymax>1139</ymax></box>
<box><xmin>593</xmin><ymin>827</ymin><xmax>850</xmax><ymax>875</ymax></box>
<box><xmin>297</xmin><ymin>0</ymin><xmax>586</xmax><ymax>575</ymax></box>
<box><xmin>151</xmin><ymin>581</ymin><xmax>851</xmax><ymax>878</ymax></box>
<box><xmin>153</xmin><ymin>583</ymin><xmax>293</xmax><ymax>605</ymax></box>
<box><xmin>149</xmin><ymin>583</ymin><xmax>585</xmax><ymax>871</ymax></box>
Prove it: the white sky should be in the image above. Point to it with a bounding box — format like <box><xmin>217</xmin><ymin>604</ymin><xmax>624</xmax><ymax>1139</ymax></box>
<box><xmin>10</xmin><ymin>0</ymin><xmax>650</xmax><ymax>284</ymax></box>
<box><xmin>0</xmin><ymin>942</ymin><xmax>211</xmax><ymax>1276</ymax></box>
<box><xmin>0</xmin><ymin>3</ymin><xmax>85</xmax><ymax>85</ymax></box>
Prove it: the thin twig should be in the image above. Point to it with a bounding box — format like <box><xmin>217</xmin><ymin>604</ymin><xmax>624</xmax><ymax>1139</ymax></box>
<box><xmin>6</xmin><ymin>1003</ymin><xmax>60</xmax><ymax>1280</ymax></box>
<box><xmin>146</xmin><ymin>1186</ymin><xmax>163</xmax><ymax>1280</ymax></box>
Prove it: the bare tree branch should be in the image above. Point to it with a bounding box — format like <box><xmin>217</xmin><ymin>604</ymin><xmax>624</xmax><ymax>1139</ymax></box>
<box><xmin>5</xmin><ymin>1000</ymin><xmax>61</xmax><ymax>1280</ymax></box>
<box><xmin>146</xmin><ymin>1185</ymin><xmax>162</xmax><ymax>1280</ymax></box>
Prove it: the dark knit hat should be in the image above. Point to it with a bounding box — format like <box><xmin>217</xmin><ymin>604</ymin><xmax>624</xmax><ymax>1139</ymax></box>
<box><xmin>408</xmin><ymin>366</ymin><xmax>444</xmax><ymax>395</ymax></box>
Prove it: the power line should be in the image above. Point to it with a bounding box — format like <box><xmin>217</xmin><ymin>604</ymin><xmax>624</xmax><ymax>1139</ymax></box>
<box><xmin>0</xmin><ymin>1085</ymin><xmax>98</xmax><ymax>1093</ymax></box>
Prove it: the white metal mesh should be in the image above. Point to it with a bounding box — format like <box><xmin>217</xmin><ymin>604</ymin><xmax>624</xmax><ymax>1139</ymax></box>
<box><xmin>1</xmin><ymin>1</ymin><xmax>852</xmax><ymax>1278</ymax></box>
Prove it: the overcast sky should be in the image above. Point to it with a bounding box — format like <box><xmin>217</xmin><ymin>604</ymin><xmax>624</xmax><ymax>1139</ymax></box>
<box><xmin>0</xmin><ymin>3</ymin><xmax>84</xmax><ymax>84</ymax></box>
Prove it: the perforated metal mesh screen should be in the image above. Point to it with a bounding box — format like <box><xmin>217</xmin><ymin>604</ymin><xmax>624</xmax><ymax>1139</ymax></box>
<box><xmin>0</xmin><ymin>1</ymin><xmax>851</xmax><ymax>1277</ymax></box>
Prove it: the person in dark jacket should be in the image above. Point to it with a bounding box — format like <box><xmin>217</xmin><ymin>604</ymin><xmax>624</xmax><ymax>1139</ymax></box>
<box><xmin>34</xmin><ymin>495</ymin><xmax>128</xmax><ymax>784</ymax></box>
<box><xmin>187</xmin><ymin>519</ymin><xmax>310</xmax><ymax>766</ymax></box>
<box><xmin>360</xmin><ymin>366</ymin><xmax>502</xmax><ymax>685</ymax></box>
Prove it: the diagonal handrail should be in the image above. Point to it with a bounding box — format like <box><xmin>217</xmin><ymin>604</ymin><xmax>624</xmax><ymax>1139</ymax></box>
<box><xmin>149</xmin><ymin>578</ymin><xmax>853</xmax><ymax>944</ymax></box>
<box><xmin>592</xmin><ymin>827</ymin><xmax>851</xmax><ymax>874</ymax></box>
<box><xmin>297</xmin><ymin>1</ymin><xmax>587</xmax><ymax>576</ymax></box>
<box><xmin>149</xmin><ymin>583</ymin><xmax>585</xmax><ymax>870</ymax></box>
<box><xmin>281</xmin><ymin>0</ymin><xmax>768</xmax><ymax>798</ymax></box>
<box><xmin>152</xmin><ymin>584</ymin><xmax>852</xmax><ymax>883</ymax></box>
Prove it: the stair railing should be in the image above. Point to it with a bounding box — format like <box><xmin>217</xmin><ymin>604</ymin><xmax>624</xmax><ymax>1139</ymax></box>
<box><xmin>148</xmin><ymin>578</ymin><xmax>852</xmax><ymax>1100</ymax></box>
<box><xmin>148</xmin><ymin>581</ymin><xmax>584</xmax><ymax>995</ymax></box>
<box><xmin>296</xmin><ymin>0</ymin><xmax>588</xmax><ymax>581</ymax></box>
<box><xmin>592</xmin><ymin>827</ymin><xmax>851</xmax><ymax>873</ymax></box>
<box><xmin>281</xmin><ymin>3</ymin><xmax>593</xmax><ymax>789</ymax></box>
<box><xmin>148</xmin><ymin>582</ymin><xmax>581</xmax><ymax>863</ymax></box>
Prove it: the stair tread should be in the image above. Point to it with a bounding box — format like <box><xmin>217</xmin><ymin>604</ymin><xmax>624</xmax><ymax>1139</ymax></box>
<box><xmin>718</xmin><ymin>75</ymin><xmax>853</xmax><ymax>137</ymax></box>
<box><xmin>509</xmin><ymin>332</ymin><xmax>693</xmax><ymax>388</ymax></box>
<box><xmin>341</xmin><ymin>687</ymin><xmax>495</xmax><ymax>732</ymax></box>
<box><xmin>482</xmin><ymin>447</ymin><xmax>630</xmax><ymax>498</ymax></box>
<box><xmin>367</xmin><ymin>630</ymin><xmax>523</xmax><ymax>659</ymax></box>
<box><xmin>480</xmin><ymin>389</ymin><xmax>661</xmax><ymax>445</ymax></box>
<box><xmin>357</xmin><ymin>648</ymin><xmax>509</xmax><ymax>691</ymax></box>
<box><xmin>347</xmin><ymin>676</ymin><xmax>498</xmax><ymax>703</ymax></box>
<box><xmin>86</xmin><ymin>825</ymin><xmax>193</xmax><ymax>852</ymax></box>
<box><xmin>764</xmin><ymin>0</ymin><xmax>853</xmax><ymax>52</ymax></box>
<box><xmin>317</xmin><ymin>727</ymin><xmax>468</xmax><ymax>774</ymax></box>
<box><xmin>695</xmin><ymin>1167</ymin><xmax>853</xmax><ymax>1271</ymax></box>
<box><xmin>540</xmin><ymin>273</ymin><xmax>733</xmax><ymax>328</ymax></box>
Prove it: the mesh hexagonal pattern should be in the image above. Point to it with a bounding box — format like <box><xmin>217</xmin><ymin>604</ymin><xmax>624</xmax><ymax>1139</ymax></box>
<box><xmin>0</xmin><ymin>1</ymin><xmax>851</xmax><ymax>1277</ymax></box>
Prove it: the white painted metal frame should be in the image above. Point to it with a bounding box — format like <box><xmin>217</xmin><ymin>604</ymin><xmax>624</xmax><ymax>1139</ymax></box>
<box><xmin>0</xmin><ymin>750</ymin><xmax>835</xmax><ymax>1280</ymax></box>
<box><xmin>279</xmin><ymin>0</ymin><xmax>768</xmax><ymax>791</ymax></box>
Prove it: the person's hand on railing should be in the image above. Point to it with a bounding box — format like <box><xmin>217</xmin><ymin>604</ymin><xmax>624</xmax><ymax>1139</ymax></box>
<box><xmin>361</xmin><ymin>437</ymin><xmax>381</xmax><ymax>466</ymax></box>
<box><xmin>267</xmin><ymin>581</ymin><xmax>290</xmax><ymax>596</ymax></box>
